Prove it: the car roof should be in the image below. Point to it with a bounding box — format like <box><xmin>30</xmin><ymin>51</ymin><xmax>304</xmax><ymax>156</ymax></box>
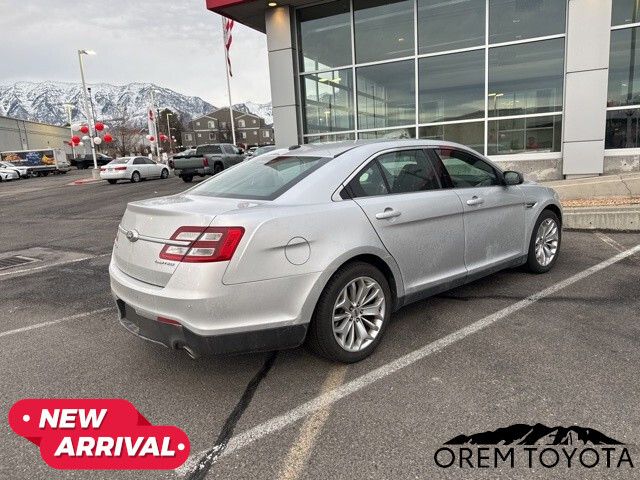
<box><xmin>285</xmin><ymin>139</ymin><xmax>480</xmax><ymax>158</ymax></box>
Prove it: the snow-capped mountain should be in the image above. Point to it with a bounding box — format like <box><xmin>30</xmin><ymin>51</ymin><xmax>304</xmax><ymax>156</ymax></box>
<box><xmin>233</xmin><ymin>101</ymin><xmax>273</xmax><ymax>126</ymax></box>
<box><xmin>0</xmin><ymin>81</ymin><xmax>215</xmax><ymax>127</ymax></box>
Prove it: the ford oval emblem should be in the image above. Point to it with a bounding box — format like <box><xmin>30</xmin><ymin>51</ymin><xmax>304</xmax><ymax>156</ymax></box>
<box><xmin>126</xmin><ymin>229</ymin><xmax>139</xmax><ymax>242</ymax></box>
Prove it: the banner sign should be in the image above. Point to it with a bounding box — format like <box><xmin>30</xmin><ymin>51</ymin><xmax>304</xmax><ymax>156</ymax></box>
<box><xmin>9</xmin><ymin>399</ymin><xmax>190</xmax><ymax>470</ymax></box>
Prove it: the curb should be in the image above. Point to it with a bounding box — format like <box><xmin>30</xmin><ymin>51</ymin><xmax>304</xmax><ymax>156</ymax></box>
<box><xmin>563</xmin><ymin>205</ymin><xmax>640</xmax><ymax>232</ymax></box>
<box><xmin>70</xmin><ymin>178</ymin><xmax>104</xmax><ymax>186</ymax></box>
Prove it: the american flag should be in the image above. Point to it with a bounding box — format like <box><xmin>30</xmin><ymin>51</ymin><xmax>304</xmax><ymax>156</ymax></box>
<box><xmin>223</xmin><ymin>17</ymin><xmax>234</xmax><ymax>77</ymax></box>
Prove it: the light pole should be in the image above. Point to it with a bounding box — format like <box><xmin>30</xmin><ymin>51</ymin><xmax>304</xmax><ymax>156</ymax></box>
<box><xmin>166</xmin><ymin>112</ymin><xmax>173</xmax><ymax>153</ymax></box>
<box><xmin>77</xmin><ymin>49</ymin><xmax>99</xmax><ymax>177</ymax></box>
<box><xmin>62</xmin><ymin>103</ymin><xmax>76</xmax><ymax>158</ymax></box>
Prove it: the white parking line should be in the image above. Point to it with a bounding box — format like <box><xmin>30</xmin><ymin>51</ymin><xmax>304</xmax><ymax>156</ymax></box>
<box><xmin>0</xmin><ymin>307</ymin><xmax>115</xmax><ymax>338</ymax></box>
<box><xmin>594</xmin><ymin>232</ymin><xmax>627</xmax><ymax>253</ymax></box>
<box><xmin>176</xmin><ymin>243</ymin><xmax>640</xmax><ymax>476</ymax></box>
<box><xmin>0</xmin><ymin>253</ymin><xmax>110</xmax><ymax>278</ymax></box>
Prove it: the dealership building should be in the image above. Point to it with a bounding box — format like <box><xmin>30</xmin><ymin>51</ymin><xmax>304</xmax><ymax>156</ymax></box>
<box><xmin>208</xmin><ymin>0</ymin><xmax>640</xmax><ymax>180</ymax></box>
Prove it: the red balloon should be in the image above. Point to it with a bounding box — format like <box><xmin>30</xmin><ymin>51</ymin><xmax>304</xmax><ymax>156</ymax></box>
<box><xmin>103</xmin><ymin>133</ymin><xmax>113</xmax><ymax>143</ymax></box>
<box><xmin>95</xmin><ymin>122</ymin><xmax>104</xmax><ymax>131</ymax></box>
<box><xmin>149</xmin><ymin>136</ymin><xmax>155</xmax><ymax>142</ymax></box>
<box><xmin>71</xmin><ymin>135</ymin><xmax>81</xmax><ymax>144</ymax></box>
<box><xmin>80</xmin><ymin>125</ymin><xmax>89</xmax><ymax>134</ymax></box>
<box><xmin>159</xmin><ymin>134</ymin><xmax>168</xmax><ymax>142</ymax></box>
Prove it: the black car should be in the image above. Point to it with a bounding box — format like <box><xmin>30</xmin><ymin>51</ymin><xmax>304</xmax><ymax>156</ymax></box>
<box><xmin>72</xmin><ymin>153</ymin><xmax>114</xmax><ymax>169</ymax></box>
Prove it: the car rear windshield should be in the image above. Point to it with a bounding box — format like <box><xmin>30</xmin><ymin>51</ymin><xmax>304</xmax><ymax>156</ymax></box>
<box><xmin>110</xmin><ymin>158</ymin><xmax>131</xmax><ymax>164</ymax></box>
<box><xmin>189</xmin><ymin>155</ymin><xmax>330</xmax><ymax>200</ymax></box>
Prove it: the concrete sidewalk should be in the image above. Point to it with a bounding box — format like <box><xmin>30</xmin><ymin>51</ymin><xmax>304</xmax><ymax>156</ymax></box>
<box><xmin>542</xmin><ymin>173</ymin><xmax>640</xmax><ymax>231</ymax></box>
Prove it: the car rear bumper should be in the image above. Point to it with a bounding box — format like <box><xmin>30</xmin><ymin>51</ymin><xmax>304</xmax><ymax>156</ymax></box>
<box><xmin>109</xmin><ymin>260</ymin><xmax>321</xmax><ymax>356</ymax></box>
<box><xmin>100</xmin><ymin>171</ymin><xmax>130</xmax><ymax>180</ymax></box>
<box><xmin>116</xmin><ymin>299</ymin><xmax>307</xmax><ymax>357</ymax></box>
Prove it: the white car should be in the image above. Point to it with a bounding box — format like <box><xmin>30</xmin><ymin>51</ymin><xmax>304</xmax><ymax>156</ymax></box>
<box><xmin>100</xmin><ymin>156</ymin><xmax>171</xmax><ymax>184</ymax></box>
<box><xmin>0</xmin><ymin>168</ymin><xmax>20</xmax><ymax>182</ymax></box>
<box><xmin>0</xmin><ymin>161</ymin><xmax>31</xmax><ymax>178</ymax></box>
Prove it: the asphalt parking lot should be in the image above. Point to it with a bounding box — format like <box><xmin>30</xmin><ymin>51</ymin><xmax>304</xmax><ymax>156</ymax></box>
<box><xmin>1</xmin><ymin>169</ymin><xmax>639</xmax><ymax>479</ymax></box>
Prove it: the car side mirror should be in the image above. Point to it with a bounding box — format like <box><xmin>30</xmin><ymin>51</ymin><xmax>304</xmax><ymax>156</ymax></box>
<box><xmin>503</xmin><ymin>170</ymin><xmax>524</xmax><ymax>186</ymax></box>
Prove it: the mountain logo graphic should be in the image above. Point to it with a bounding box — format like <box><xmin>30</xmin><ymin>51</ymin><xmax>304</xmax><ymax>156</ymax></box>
<box><xmin>444</xmin><ymin>423</ymin><xmax>623</xmax><ymax>446</ymax></box>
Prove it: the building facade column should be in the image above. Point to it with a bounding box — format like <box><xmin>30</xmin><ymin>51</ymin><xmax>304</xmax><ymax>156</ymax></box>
<box><xmin>265</xmin><ymin>6</ymin><xmax>301</xmax><ymax>148</ymax></box>
<box><xmin>562</xmin><ymin>0</ymin><xmax>612</xmax><ymax>178</ymax></box>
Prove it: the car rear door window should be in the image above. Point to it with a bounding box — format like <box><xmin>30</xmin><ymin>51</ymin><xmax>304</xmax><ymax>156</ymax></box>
<box><xmin>349</xmin><ymin>163</ymin><xmax>389</xmax><ymax>197</ymax></box>
<box><xmin>433</xmin><ymin>148</ymin><xmax>500</xmax><ymax>188</ymax></box>
<box><xmin>377</xmin><ymin>150</ymin><xmax>441</xmax><ymax>194</ymax></box>
<box><xmin>133</xmin><ymin>158</ymin><xmax>145</xmax><ymax>165</ymax></box>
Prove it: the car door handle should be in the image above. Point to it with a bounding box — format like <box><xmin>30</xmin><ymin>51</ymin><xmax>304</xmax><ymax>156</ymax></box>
<box><xmin>466</xmin><ymin>196</ymin><xmax>484</xmax><ymax>206</ymax></box>
<box><xmin>375</xmin><ymin>208</ymin><xmax>401</xmax><ymax>220</ymax></box>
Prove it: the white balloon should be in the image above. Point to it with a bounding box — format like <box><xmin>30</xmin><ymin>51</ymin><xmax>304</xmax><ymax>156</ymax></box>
<box><xmin>103</xmin><ymin>125</ymin><xmax>109</xmax><ymax>131</ymax></box>
<box><xmin>93</xmin><ymin>137</ymin><xmax>102</xmax><ymax>145</ymax></box>
<box><xmin>78</xmin><ymin>141</ymin><xmax>84</xmax><ymax>146</ymax></box>
<box><xmin>82</xmin><ymin>135</ymin><xmax>90</xmax><ymax>141</ymax></box>
<box><xmin>71</xmin><ymin>123</ymin><xmax>81</xmax><ymax>132</ymax></box>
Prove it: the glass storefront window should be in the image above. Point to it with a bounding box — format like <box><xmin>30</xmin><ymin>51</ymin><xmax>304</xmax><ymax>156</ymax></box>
<box><xmin>418</xmin><ymin>50</ymin><xmax>485</xmax><ymax>123</ymax></box>
<box><xmin>417</xmin><ymin>0</ymin><xmax>485</xmax><ymax>54</ymax></box>
<box><xmin>353</xmin><ymin>0</ymin><xmax>414</xmax><ymax>63</ymax></box>
<box><xmin>608</xmin><ymin>28</ymin><xmax>640</xmax><ymax>107</ymax></box>
<box><xmin>487</xmin><ymin>115</ymin><xmax>562</xmax><ymax>155</ymax></box>
<box><xmin>358</xmin><ymin>128</ymin><xmax>416</xmax><ymax>139</ymax></box>
<box><xmin>612</xmin><ymin>0</ymin><xmax>640</xmax><ymax>26</ymax></box>
<box><xmin>302</xmin><ymin>69</ymin><xmax>354</xmax><ymax>134</ymax></box>
<box><xmin>304</xmin><ymin>132</ymin><xmax>356</xmax><ymax>144</ymax></box>
<box><xmin>418</xmin><ymin>122</ymin><xmax>485</xmax><ymax>153</ymax></box>
<box><xmin>489</xmin><ymin>0</ymin><xmax>566</xmax><ymax>44</ymax></box>
<box><xmin>299</xmin><ymin>0</ymin><xmax>352</xmax><ymax>72</ymax></box>
<box><xmin>488</xmin><ymin>38</ymin><xmax>564</xmax><ymax>117</ymax></box>
<box><xmin>357</xmin><ymin>60</ymin><xmax>415</xmax><ymax>129</ymax></box>
<box><xmin>605</xmin><ymin>109</ymin><xmax>640</xmax><ymax>149</ymax></box>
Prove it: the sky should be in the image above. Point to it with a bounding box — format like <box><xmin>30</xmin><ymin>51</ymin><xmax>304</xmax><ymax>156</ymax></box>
<box><xmin>0</xmin><ymin>0</ymin><xmax>271</xmax><ymax>106</ymax></box>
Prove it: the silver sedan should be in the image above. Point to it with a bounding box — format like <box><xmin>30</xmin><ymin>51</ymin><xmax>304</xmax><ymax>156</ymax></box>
<box><xmin>110</xmin><ymin>140</ymin><xmax>562</xmax><ymax>363</ymax></box>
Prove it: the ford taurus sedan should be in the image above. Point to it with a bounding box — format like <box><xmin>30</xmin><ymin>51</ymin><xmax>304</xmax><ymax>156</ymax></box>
<box><xmin>110</xmin><ymin>140</ymin><xmax>562</xmax><ymax>363</ymax></box>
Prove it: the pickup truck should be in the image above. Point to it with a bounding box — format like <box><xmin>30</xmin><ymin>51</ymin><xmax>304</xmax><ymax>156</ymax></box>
<box><xmin>169</xmin><ymin>144</ymin><xmax>245</xmax><ymax>183</ymax></box>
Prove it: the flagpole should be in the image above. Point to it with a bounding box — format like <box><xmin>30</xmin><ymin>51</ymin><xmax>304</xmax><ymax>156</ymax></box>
<box><xmin>222</xmin><ymin>16</ymin><xmax>236</xmax><ymax>146</ymax></box>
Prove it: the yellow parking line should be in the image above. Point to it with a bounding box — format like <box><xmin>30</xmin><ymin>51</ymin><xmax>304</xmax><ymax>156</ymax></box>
<box><xmin>276</xmin><ymin>365</ymin><xmax>348</xmax><ymax>480</ymax></box>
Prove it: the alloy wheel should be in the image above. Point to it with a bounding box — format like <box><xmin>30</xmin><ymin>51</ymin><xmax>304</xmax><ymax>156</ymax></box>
<box><xmin>535</xmin><ymin>218</ymin><xmax>559</xmax><ymax>267</ymax></box>
<box><xmin>332</xmin><ymin>276</ymin><xmax>386</xmax><ymax>352</ymax></box>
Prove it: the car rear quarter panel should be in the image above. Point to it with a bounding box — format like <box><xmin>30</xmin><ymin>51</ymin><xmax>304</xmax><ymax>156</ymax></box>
<box><xmin>215</xmin><ymin>200</ymin><xmax>404</xmax><ymax>324</ymax></box>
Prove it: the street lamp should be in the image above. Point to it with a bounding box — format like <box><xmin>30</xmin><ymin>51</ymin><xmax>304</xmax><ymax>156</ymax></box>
<box><xmin>77</xmin><ymin>49</ymin><xmax>99</xmax><ymax>177</ymax></box>
<box><xmin>166</xmin><ymin>112</ymin><xmax>174</xmax><ymax>153</ymax></box>
<box><xmin>62</xmin><ymin>103</ymin><xmax>76</xmax><ymax>159</ymax></box>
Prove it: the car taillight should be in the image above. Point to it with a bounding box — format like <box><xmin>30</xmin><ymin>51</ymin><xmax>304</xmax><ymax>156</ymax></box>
<box><xmin>203</xmin><ymin>158</ymin><xmax>209</xmax><ymax>167</ymax></box>
<box><xmin>159</xmin><ymin>226</ymin><xmax>244</xmax><ymax>263</ymax></box>
<box><xmin>115</xmin><ymin>166</ymin><xmax>127</xmax><ymax>171</ymax></box>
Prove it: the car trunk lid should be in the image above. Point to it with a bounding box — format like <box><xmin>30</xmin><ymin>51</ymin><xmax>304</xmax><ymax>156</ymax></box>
<box><xmin>113</xmin><ymin>194</ymin><xmax>243</xmax><ymax>286</ymax></box>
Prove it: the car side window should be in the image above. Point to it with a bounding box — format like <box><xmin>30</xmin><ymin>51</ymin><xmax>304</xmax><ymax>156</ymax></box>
<box><xmin>145</xmin><ymin>159</ymin><xmax>156</xmax><ymax>165</ymax></box>
<box><xmin>133</xmin><ymin>158</ymin><xmax>144</xmax><ymax>165</ymax></box>
<box><xmin>376</xmin><ymin>150</ymin><xmax>441</xmax><ymax>194</ymax></box>
<box><xmin>434</xmin><ymin>148</ymin><xmax>500</xmax><ymax>188</ymax></box>
<box><xmin>349</xmin><ymin>162</ymin><xmax>388</xmax><ymax>198</ymax></box>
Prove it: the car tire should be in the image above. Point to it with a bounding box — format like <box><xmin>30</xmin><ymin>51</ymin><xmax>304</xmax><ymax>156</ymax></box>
<box><xmin>182</xmin><ymin>175</ymin><xmax>193</xmax><ymax>183</ymax></box>
<box><xmin>107</xmin><ymin>179</ymin><xmax>117</xmax><ymax>184</ymax></box>
<box><xmin>526</xmin><ymin>209</ymin><xmax>561</xmax><ymax>274</ymax></box>
<box><xmin>213</xmin><ymin>163</ymin><xmax>223</xmax><ymax>175</ymax></box>
<box><xmin>131</xmin><ymin>171</ymin><xmax>141</xmax><ymax>183</ymax></box>
<box><xmin>161</xmin><ymin>168</ymin><xmax>169</xmax><ymax>179</ymax></box>
<box><xmin>307</xmin><ymin>262</ymin><xmax>392</xmax><ymax>363</ymax></box>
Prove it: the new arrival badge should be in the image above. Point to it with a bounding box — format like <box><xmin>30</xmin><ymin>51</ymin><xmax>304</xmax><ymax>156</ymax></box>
<box><xmin>8</xmin><ymin>399</ymin><xmax>190</xmax><ymax>470</ymax></box>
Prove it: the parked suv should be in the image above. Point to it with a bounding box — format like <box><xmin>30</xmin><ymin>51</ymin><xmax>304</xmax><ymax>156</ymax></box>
<box><xmin>73</xmin><ymin>153</ymin><xmax>113</xmax><ymax>169</ymax></box>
